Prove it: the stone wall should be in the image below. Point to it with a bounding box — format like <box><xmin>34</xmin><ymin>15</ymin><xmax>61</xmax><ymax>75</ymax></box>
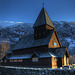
<box><xmin>0</xmin><ymin>66</ymin><xmax>75</xmax><ymax>75</ymax></box>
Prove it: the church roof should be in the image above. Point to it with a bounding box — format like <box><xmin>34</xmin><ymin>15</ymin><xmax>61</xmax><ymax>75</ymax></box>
<box><xmin>6</xmin><ymin>48</ymin><xmax>67</xmax><ymax>60</ymax></box>
<box><xmin>7</xmin><ymin>54</ymin><xmax>33</xmax><ymax>59</ymax></box>
<box><xmin>7</xmin><ymin>52</ymin><xmax>58</xmax><ymax>60</ymax></box>
<box><xmin>8</xmin><ymin>29</ymin><xmax>54</xmax><ymax>52</ymax></box>
<box><xmin>33</xmin><ymin>7</ymin><xmax>54</xmax><ymax>28</ymax></box>
<box><xmin>49</xmin><ymin>47</ymin><xmax>67</xmax><ymax>57</ymax></box>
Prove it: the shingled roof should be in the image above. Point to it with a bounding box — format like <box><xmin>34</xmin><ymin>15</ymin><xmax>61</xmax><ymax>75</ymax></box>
<box><xmin>33</xmin><ymin>7</ymin><xmax>54</xmax><ymax>28</ymax></box>
<box><xmin>7</xmin><ymin>51</ymin><xmax>58</xmax><ymax>60</ymax></box>
<box><xmin>7</xmin><ymin>48</ymin><xmax>67</xmax><ymax>60</ymax></box>
<box><xmin>7</xmin><ymin>29</ymin><xmax>54</xmax><ymax>53</ymax></box>
<box><xmin>48</xmin><ymin>47</ymin><xmax>68</xmax><ymax>57</ymax></box>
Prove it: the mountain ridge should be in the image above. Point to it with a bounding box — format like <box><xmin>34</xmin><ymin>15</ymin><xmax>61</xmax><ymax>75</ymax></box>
<box><xmin>0</xmin><ymin>21</ymin><xmax>75</xmax><ymax>55</ymax></box>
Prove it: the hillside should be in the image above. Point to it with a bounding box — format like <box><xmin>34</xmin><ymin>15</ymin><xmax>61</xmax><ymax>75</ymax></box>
<box><xmin>0</xmin><ymin>21</ymin><xmax>75</xmax><ymax>55</ymax></box>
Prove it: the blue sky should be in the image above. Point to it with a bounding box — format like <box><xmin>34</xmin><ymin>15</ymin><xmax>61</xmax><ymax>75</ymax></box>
<box><xmin>0</xmin><ymin>0</ymin><xmax>75</xmax><ymax>23</ymax></box>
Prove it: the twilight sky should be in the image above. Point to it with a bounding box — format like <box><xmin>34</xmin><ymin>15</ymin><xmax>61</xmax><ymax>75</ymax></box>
<box><xmin>0</xmin><ymin>0</ymin><xmax>75</xmax><ymax>23</ymax></box>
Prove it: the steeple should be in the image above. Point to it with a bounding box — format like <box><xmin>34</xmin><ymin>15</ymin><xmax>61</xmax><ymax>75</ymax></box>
<box><xmin>33</xmin><ymin>7</ymin><xmax>55</xmax><ymax>40</ymax></box>
<box><xmin>33</xmin><ymin>7</ymin><xmax>54</xmax><ymax>28</ymax></box>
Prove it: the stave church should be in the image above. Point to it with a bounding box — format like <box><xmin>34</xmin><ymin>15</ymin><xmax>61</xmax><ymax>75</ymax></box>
<box><xmin>1</xmin><ymin>7</ymin><xmax>69</xmax><ymax>68</ymax></box>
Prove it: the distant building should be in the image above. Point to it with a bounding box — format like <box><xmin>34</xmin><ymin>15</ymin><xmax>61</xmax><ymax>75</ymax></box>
<box><xmin>0</xmin><ymin>40</ymin><xmax>10</xmax><ymax>59</ymax></box>
<box><xmin>2</xmin><ymin>7</ymin><xmax>69</xmax><ymax>68</ymax></box>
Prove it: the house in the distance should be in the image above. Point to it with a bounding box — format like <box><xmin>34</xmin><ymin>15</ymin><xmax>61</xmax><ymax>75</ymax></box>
<box><xmin>2</xmin><ymin>7</ymin><xmax>69</xmax><ymax>68</ymax></box>
<box><xmin>0</xmin><ymin>40</ymin><xmax>10</xmax><ymax>59</ymax></box>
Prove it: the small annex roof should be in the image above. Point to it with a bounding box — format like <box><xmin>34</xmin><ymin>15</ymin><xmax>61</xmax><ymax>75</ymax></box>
<box><xmin>8</xmin><ymin>29</ymin><xmax>54</xmax><ymax>52</ymax></box>
<box><xmin>39</xmin><ymin>52</ymin><xmax>58</xmax><ymax>58</ymax></box>
<box><xmin>33</xmin><ymin>7</ymin><xmax>54</xmax><ymax>28</ymax></box>
<box><xmin>6</xmin><ymin>47</ymin><xmax>68</xmax><ymax>60</ymax></box>
<box><xmin>7</xmin><ymin>54</ymin><xmax>33</xmax><ymax>59</ymax></box>
<box><xmin>6</xmin><ymin>51</ymin><xmax>58</xmax><ymax>60</ymax></box>
<box><xmin>49</xmin><ymin>47</ymin><xmax>67</xmax><ymax>57</ymax></box>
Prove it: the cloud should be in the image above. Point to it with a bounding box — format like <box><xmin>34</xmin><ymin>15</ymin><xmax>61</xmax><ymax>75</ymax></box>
<box><xmin>9</xmin><ymin>21</ymin><xmax>16</xmax><ymax>23</ymax></box>
<box><xmin>16</xmin><ymin>22</ymin><xmax>23</xmax><ymax>23</ymax></box>
<box><xmin>0</xmin><ymin>20</ymin><xmax>24</xmax><ymax>24</ymax></box>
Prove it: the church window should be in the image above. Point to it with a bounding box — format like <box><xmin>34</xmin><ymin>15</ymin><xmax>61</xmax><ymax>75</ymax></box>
<box><xmin>53</xmin><ymin>42</ymin><xmax>57</xmax><ymax>46</ymax></box>
<box><xmin>14</xmin><ymin>59</ymin><xmax>17</xmax><ymax>62</ymax></box>
<box><xmin>18</xmin><ymin>59</ymin><xmax>23</xmax><ymax>62</ymax></box>
<box><xmin>32</xmin><ymin>57</ymin><xmax>38</xmax><ymax>62</ymax></box>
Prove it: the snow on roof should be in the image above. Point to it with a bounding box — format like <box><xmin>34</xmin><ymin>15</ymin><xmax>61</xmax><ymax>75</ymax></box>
<box><xmin>39</xmin><ymin>52</ymin><xmax>57</xmax><ymax>58</ymax></box>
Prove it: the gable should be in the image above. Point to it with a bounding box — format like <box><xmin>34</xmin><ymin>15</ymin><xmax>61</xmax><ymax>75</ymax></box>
<box><xmin>48</xmin><ymin>31</ymin><xmax>61</xmax><ymax>48</ymax></box>
<box><xmin>64</xmin><ymin>48</ymin><xmax>69</xmax><ymax>57</ymax></box>
<box><xmin>49</xmin><ymin>47</ymin><xmax>68</xmax><ymax>57</ymax></box>
<box><xmin>31</xmin><ymin>54</ymin><xmax>39</xmax><ymax>58</ymax></box>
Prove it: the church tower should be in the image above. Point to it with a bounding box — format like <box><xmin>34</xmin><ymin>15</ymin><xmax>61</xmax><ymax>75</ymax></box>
<box><xmin>33</xmin><ymin>7</ymin><xmax>55</xmax><ymax>40</ymax></box>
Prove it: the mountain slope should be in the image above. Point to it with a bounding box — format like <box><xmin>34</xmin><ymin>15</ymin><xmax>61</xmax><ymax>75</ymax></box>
<box><xmin>0</xmin><ymin>21</ymin><xmax>75</xmax><ymax>55</ymax></box>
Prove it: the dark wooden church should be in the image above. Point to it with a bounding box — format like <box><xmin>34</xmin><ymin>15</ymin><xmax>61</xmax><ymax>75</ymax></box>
<box><xmin>2</xmin><ymin>7</ymin><xmax>69</xmax><ymax>68</ymax></box>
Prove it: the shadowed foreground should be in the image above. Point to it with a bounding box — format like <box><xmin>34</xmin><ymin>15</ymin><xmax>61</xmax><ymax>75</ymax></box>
<box><xmin>0</xmin><ymin>66</ymin><xmax>75</xmax><ymax>75</ymax></box>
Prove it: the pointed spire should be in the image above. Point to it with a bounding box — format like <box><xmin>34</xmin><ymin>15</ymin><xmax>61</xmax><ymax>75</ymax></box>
<box><xmin>33</xmin><ymin>7</ymin><xmax>54</xmax><ymax>28</ymax></box>
<box><xmin>43</xmin><ymin>0</ymin><xmax>44</xmax><ymax>8</ymax></box>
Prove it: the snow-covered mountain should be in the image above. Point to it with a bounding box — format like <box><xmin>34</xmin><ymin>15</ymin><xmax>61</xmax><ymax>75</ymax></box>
<box><xmin>0</xmin><ymin>21</ymin><xmax>75</xmax><ymax>55</ymax></box>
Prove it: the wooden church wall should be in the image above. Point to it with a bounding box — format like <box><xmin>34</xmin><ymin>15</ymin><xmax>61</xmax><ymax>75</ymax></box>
<box><xmin>48</xmin><ymin>32</ymin><xmax>60</xmax><ymax>48</ymax></box>
<box><xmin>57</xmin><ymin>58</ymin><xmax>63</xmax><ymax>68</ymax></box>
<box><xmin>2</xmin><ymin>58</ymin><xmax>52</xmax><ymax>67</ymax></box>
<box><xmin>52</xmin><ymin>57</ymin><xmax>57</xmax><ymax>68</ymax></box>
<box><xmin>67</xmin><ymin>58</ymin><xmax>69</xmax><ymax>65</ymax></box>
<box><xmin>46</xmin><ymin>25</ymin><xmax>54</xmax><ymax>30</ymax></box>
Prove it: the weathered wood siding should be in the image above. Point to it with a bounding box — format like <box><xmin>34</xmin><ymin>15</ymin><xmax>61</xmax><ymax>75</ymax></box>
<box><xmin>2</xmin><ymin>58</ymin><xmax>52</xmax><ymax>68</ymax></box>
<box><xmin>46</xmin><ymin>25</ymin><xmax>54</xmax><ymax>30</ymax></box>
<box><xmin>52</xmin><ymin>57</ymin><xmax>57</xmax><ymax>68</ymax></box>
<box><xmin>13</xmin><ymin>45</ymin><xmax>48</xmax><ymax>55</ymax></box>
<box><xmin>67</xmin><ymin>58</ymin><xmax>69</xmax><ymax>65</ymax></box>
<box><xmin>34</xmin><ymin>25</ymin><xmax>46</xmax><ymax>40</ymax></box>
<box><xmin>62</xmin><ymin>58</ymin><xmax>64</xmax><ymax>66</ymax></box>
<box><xmin>64</xmin><ymin>55</ymin><xmax>67</xmax><ymax>66</ymax></box>
<box><xmin>48</xmin><ymin>32</ymin><xmax>60</xmax><ymax>48</ymax></box>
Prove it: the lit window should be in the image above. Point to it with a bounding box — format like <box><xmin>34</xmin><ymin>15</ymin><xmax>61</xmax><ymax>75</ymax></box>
<box><xmin>18</xmin><ymin>59</ymin><xmax>23</xmax><ymax>62</ymax></box>
<box><xmin>53</xmin><ymin>42</ymin><xmax>57</xmax><ymax>46</ymax></box>
<box><xmin>32</xmin><ymin>57</ymin><xmax>38</xmax><ymax>62</ymax></box>
<box><xmin>14</xmin><ymin>59</ymin><xmax>17</xmax><ymax>62</ymax></box>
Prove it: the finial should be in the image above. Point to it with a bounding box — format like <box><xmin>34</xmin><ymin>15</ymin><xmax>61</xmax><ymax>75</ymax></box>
<box><xmin>43</xmin><ymin>0</ymin><xmax>44</xmax><ymax>7</ymax></box>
